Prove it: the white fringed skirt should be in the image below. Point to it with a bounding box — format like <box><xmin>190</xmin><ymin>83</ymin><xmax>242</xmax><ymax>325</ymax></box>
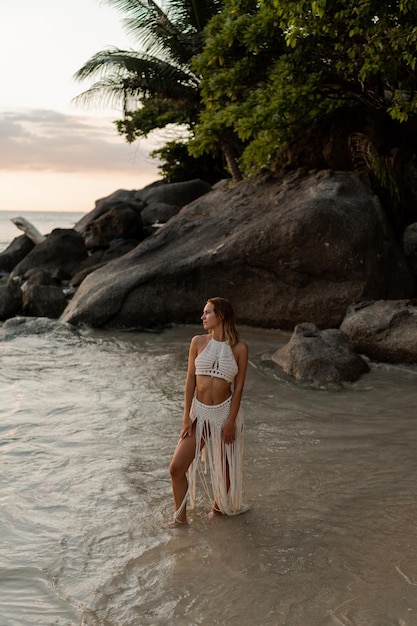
<box><xmin>175</xmin><ymin>396</ymin><xmax>249</xmax><ymax>520</ymax></box>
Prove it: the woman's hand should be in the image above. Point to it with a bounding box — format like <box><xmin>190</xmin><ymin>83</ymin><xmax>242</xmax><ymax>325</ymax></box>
<box><xmin>222</xmin><ymin>419</ymin><xmax>236</xmax><ymax>445</ymax></box>
<box><xmin>180</xmin><ymin>415</ymin><xmax>193</xmax><ymax>439</ymax></box>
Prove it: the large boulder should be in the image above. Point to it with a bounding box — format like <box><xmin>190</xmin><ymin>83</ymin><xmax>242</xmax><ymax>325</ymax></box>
<box><xmin>140</xmin><ymin>202</ymin><xmax>181</xmax><ymax>227</ymax></box>
<box><xmin>0</xmin><ymin>279</ymin><xmax>22</xmax><ymax>320</ymax></box>
<box><xmin>60</xmin><ymin>170</ymin><xmax>416</xmax><ymax>329</ymax></box>
<box><xmin>73</xmin><ymin>179</ymin><xmax>212</xmax><ymax>237</ymax></box>
<box><xmin>82</xmin><ymin>206</ymin><xmax>144</xmax><ymax>250</ymax></box>
<box><xmin>0</xmin><ymin>235</ymin><xmax>35</xmax><ymax>273</ymax></box>
<box><xmin>271</xmin><ymin>322</ymin><xmax>370</xmax><ymax>385</ymax></box>
<box><xmin>22</xmin><ymin>285</ymin><xmax>68</xmax><ymax>318</ymax></box>
<box><xmin>135</xmin><ymin>178</ymin><xmax>212</xmax><ymax>207</ymax></box>
<box><xmin>10</xmin><ymin>229</ymin><xmax>88</xmax><ymax>282</ymax></box>
<box><xmin>70</xmin><ymin>239</ymin><xmax>140</xmax><ymax>288</ymax></box>
<box><xmin>74</xmin><ymin>189</ymin><xmax>144</xmax><ymax>234</ymax></box>
<box><xmin>340</xmin><ymin>299</ymin><xmax>417</xmax><ymax>364</ymax></box>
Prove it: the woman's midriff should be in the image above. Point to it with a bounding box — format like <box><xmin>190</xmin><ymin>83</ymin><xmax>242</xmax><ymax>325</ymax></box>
<box><xmin>196</xmin><ymin>375</ymin><xmax>232</xmax><ymax>406</ymax></box>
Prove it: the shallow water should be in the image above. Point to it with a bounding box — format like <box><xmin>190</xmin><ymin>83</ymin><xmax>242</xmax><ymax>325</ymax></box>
<box><xmin>1</xmin><ymin>322</ymin><xmax>417</xmax><ymax>625</ymax></box>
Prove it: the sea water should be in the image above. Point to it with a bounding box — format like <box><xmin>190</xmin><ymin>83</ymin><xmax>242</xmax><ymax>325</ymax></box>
<box><xmin>1</xmin><ymin>321</ymin><xmax>417</xmax><ymax>626</ymax></box>
<box><xmin>2</xmin><ymin>210</ymin><xmax>417</xmax><ymax>625</ymax></box>
<box><xmin>0</xmin><ymin>211</ymin><xmax>85</xmax><ymax>253</ymax></box>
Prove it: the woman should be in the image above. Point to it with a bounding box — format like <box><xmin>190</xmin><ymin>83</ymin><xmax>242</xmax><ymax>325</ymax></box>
<box><xmin>168</xmin><ymin>297</ymin><xmax>249</xmax><ymax>525</ymax></box>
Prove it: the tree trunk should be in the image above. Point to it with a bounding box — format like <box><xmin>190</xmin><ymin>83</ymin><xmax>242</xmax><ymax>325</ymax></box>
<box><xmin>221</xmin><ymin>137</ymin><xmax>243</xmax><ymax>182</ymax></box>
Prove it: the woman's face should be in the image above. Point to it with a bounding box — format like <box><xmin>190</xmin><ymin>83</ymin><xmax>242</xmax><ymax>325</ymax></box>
<box><xmin>201</xmin><ymin>302</ymin><xmax>220</xmax><ymax>331</ymax></box>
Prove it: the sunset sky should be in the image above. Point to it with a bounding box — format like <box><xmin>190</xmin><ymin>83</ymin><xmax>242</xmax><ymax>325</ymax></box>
<box><xmin>0</xmin><ymin>0</ymin><xmax>162</xmax><ymax>214</ymax></box>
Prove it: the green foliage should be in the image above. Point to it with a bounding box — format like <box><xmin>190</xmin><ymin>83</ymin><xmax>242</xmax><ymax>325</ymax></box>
<box><xmin>114</xmin><ymin>96</ymin><xmax>198</xmax><ymax>142</ymax></box>
<box><xmin>74</xmin><ymin>1</ymin><xmax>222</xmax><ymax>143</ymax></box>
<box><xmin>151</xmin><ymin>140</ymin><xmax>228</xmax><ymax>183</ymax></box>
<box><xmin>76</xmin><ymin>0</ymin><xmax>417</xmax><ymax>181</ymax></box>
<box><xmin>192</xmin><ymin>0</ymin><xmax>417</xmax><ymax>173</ymax></box>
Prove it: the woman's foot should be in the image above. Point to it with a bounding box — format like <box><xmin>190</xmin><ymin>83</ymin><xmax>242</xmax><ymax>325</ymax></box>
<box><xmin>208</xmin><ymin>504</ymin><xmax>223</xmax><ymax>520</ymax></box>
<box><xmin>163</xmin><ymin>517</ymin><xmax>188</xmax><ymax>528</ymax></box>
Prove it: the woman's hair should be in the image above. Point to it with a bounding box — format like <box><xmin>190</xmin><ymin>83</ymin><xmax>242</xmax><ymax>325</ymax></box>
<box><xmin>207</xmin><ymin>297</ymin><xmax>240</xmax><ymax>346</ymax></box>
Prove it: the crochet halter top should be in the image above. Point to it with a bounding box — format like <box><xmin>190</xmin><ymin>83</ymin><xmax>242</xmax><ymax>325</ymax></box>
<box><xmin>194</xmin><ymin>337</ymin><xmax>238</xmax><ymax>383</ymax></box>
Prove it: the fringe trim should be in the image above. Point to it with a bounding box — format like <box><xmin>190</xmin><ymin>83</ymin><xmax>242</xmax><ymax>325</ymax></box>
<box><xmin>174</xmin><ymin>396</ymin><xmax>249</xmax><ymax>520</ymax></box>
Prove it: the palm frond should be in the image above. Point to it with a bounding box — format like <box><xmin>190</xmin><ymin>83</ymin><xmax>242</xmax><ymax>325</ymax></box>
<box><xmin>100</xmin><ymin>0</ymin><xmax>221</xmax><ymax>66</ymax></box>
<box><xmin>74</xmin><ymin>48</ymin><xmax>199</xmax><ymax>108</ymax></box>
<box><xmin>73</xmin><ymin>77</ymin><xmax>131</xmax><ymax>111</ymax></box>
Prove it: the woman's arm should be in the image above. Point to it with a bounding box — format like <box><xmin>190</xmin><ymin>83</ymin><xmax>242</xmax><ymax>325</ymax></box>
<box><xmin>180</xmin><ymin>336</ymin><xmax>199</xmax><ymax>438</ymax></box>
<box><xmin>222</xmin><ymin>341</ymin><xmax>249</xmax><ymax>444</ymax></box>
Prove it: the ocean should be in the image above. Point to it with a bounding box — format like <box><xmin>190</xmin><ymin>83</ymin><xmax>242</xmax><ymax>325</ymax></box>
<box><xmin>1</xmin><ymin>212</ymin><xmax>417</xmax><ymax>625</ymax></box>
<box><xmin>0</xmin><ymin>210</ymin><xmax>86</xmax><ymax>253</ymax></box>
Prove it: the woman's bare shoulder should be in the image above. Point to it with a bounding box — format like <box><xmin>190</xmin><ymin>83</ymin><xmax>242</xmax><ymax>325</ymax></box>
<box><xmin>232</xmin><ymin>339</ymin><xmax>248</xmax><ymax>359</ymax></box>
<box><xmin>190</xmin><ymin>334</ymin><xmax>210</xmax><ymax>348</ymax></box>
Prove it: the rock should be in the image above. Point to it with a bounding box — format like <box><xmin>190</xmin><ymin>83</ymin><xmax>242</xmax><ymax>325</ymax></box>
<box><xmin>0</xmin><ymin>316</ymin><xmax>79</xmax><ymax>341</ymax></box>
<box><xmin>70</xmin><ymin>239</ymin><xmax>140</xmax><ymax>288</ymax></box>
<box><xmin>140</xmin><ymin>202</ymin><xmax>181</xmax><ymax>226</ymax></box>
<box><xmin>135</xmin><ymin>178</ymin><xmax>212</xmax><ymax>207</ymax></box>
<box><xmin>82</xmin><ymin>205</ymin><xmax>144</xmax><ymax>250</ymax></box>
<box><xmin>74</xmin><ymin>189</ymin><xmax>144</xmax><ymax>233</ymax></box>
<box><xmin>340</xmin><ymin>299</ymin><xmax>417</xmax><ymax>364</ymax></box>
<box><xmin>60</xmin><ymin>170</ymin><xmax>416</xmax><ymax>329</ymax></box>
<box><xmin>0</xmin><ymin>235</ymin><xmax>35</xmax><ymax>273</ymax></box>
<box><xmin>73</xmin><ymin>179</ymin><xmax>211</xmax><ymax>238</ymax></box>
<box><xmin>22</xmin><ymin>268</ymin><xmax>61</xmax><ymax>288</ymax></box>
<box><xmin>10</xmin><ymin>228</ymin><xmax>88</xmax><ymax>282</ymax></box>
<box><xmin>271</xmin><ymin>322</ymin><xmax>370</xmax><ymax>385</ymax></box>
<box><xmin>403</xmin><ymin>222</ymin><xmax>417</xmax><ymax>274</ymax></box>
<box><xmin>101</xmin><ymin>238</ymin><xmax>139</xmax><ymax>260</ymax></box>
<box><xmin>0</xmin><ymin>279</ymin><xmax>22</xmax><ymax>320</ymax></box>
<box><xmin>22</xmin><ymin>284</ymin><xmax>68</xmax><ymax>318</ymax></box>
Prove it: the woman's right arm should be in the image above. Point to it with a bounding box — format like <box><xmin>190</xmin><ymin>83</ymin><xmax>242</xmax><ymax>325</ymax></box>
<box><xmin>181</xmin><ymin>336</ymin><xmax>199</xmax><ymax>438</ymax></box>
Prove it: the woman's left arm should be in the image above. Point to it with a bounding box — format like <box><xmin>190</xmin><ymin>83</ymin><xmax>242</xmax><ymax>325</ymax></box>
<box><xmin>222</xmin><ymin>342</ymin><xmax>249</xmax><ymax>444</ymax></box>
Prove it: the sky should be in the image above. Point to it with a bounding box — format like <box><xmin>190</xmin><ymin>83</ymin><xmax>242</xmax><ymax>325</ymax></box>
<box><xmin>0</xmin><ymin>0</ymin><xmax>163</xmax><ymax>214</ymax></box>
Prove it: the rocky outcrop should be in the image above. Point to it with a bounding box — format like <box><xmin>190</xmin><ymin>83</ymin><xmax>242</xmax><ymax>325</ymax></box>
<box><xmin>73</xmin><ymin>179</ymin><xmax>212</xmax><ymax>236</ymax></box>
<box><xmin>0</xmin><ymin>180</ymin><xmax>213</xmax><ymax>322</ymax></box>
<box><xmin>340</xmin><ymin>299</ymin><xmax>417</xmax><ymax>364</ymax></box>
<box><xmin>82</xmin><ymin>205</ymin><xmax>144</xmax><ymax>250</ymax></box>
<box><xmin>1</xmin><ymin>229</ymin><xmax>88</xmax><ymax>320</ymax></box>
<box><xmin>136</xmin><ymin>178</ymin><xmax>212</xmax><ymax>207</ymax></box>
<box><xmin>271</xmin><ymin>322</ymin><xmax>370</xmax><ymax>385</ymax></box>
<box><xmin>61</xmin><ymin>170</ymin><xmax>416</xmax><ymax>329</ymax></box>
<box><xmin>0</xmin><ymin>235</ymin><xmax>35</xmax><ymax>273</ymax></box>
<box><xmin>0</xmin><ymin>279</ymin><xmax>22</xmax><ymax>321</ymax></box>
<box><xmin>21</xmin><ymin>284</ymin><xmax>68</xmax><ymax>318</ymax></box>
<box><xmin>10</xmin><ymin>228</ymin><xmax>88</xmax><ymax>282</ymax></box>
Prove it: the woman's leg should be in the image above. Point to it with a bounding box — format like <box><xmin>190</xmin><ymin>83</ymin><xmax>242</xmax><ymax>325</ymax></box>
<box><xmin>169</xmin><ymin>423</ymin><xmax>197</xmax><ymax>523</ymax></box>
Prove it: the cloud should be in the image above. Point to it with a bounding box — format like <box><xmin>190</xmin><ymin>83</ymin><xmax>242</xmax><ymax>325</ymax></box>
<box><xmin>0</xmin><ymin>108</ymin><xmax>159</xmax><ymax>175</ymax></box>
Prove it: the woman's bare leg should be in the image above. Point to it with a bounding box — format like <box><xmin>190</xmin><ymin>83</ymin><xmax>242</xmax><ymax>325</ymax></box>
<box><xmin>168</xmin><ymin>424</ymin><xmax>197</xmax><ymax>523</ymax></box>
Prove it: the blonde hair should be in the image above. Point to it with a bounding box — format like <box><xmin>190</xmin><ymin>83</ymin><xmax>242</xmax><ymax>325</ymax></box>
<box><xmin>207</xmin><ymin>297</ymin><xmax>240</xmax><ymax>346</ymax></box>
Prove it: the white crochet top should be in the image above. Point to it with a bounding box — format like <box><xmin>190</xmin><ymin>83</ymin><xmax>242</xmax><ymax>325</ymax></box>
<box><xmin>194</xmin><ymin>338</ymin><xmax>238</xmax><ymax>383</ymax></box>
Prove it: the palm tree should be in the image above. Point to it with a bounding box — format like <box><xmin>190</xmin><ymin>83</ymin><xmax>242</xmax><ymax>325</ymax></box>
<box><xmin>74</xmin><ymin>0</ymin><xmax>245</xmax><ymax>180</ymax></box>
<box><xmin>74</xmin><ymin>0</ymin><xmax>222</xmax><ymax>142</ymax></box>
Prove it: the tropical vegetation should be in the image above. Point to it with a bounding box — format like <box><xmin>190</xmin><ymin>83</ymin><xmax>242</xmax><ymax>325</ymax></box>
<box><xmin>191</xmin><ymin>0</ymin><xmax>417</xmax><ymax>175</ymax></box>
<box><xmin>75</xmin><ymin>0</ymin><xmax>417</xmax><ymax>194</ymax></box>
<box><xmin>74</xmin><ymin>0</ymin><xmax>226</xmax><ymax>180</ymax></box>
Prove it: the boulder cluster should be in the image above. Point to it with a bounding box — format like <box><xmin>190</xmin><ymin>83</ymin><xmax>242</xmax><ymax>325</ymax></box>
<box><xmin>2</xmin><ymin>168</ymin><xmax>417</xmax><ymax>385</ymax></box>
<box><xmin>0</xmin><ymin>179</ymin><xmax>211</xmax><ymax>321</ymax></box>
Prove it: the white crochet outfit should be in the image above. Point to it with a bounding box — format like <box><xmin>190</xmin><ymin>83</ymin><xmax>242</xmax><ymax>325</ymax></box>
<box><xmin>174</xmin><ymin>338</ymin><xmax>249</xmax><ymax>520</ymax></box>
